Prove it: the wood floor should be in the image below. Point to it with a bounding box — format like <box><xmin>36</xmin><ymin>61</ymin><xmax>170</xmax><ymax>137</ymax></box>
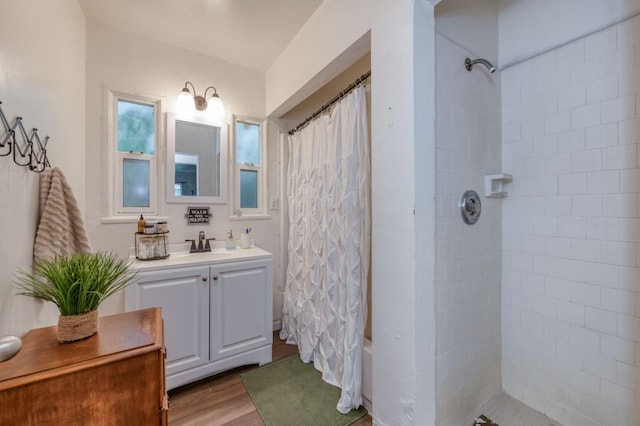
<box><xmin>168</xmin><ymin>332</ymin><xmax>373</xmax><ymax>425</ymax></box>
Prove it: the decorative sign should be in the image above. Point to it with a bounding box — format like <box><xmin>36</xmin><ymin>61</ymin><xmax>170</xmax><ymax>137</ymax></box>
<box><xmin>185</xmin><ymin>207</ymin><xmax>212</xmax><ymax>224</ymax></box>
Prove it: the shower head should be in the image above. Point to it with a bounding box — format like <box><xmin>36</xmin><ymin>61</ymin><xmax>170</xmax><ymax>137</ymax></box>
<box><xmin>465</xmin><ymin>57</ymin><xmax>496</xmax><ymax>74</ymax></box>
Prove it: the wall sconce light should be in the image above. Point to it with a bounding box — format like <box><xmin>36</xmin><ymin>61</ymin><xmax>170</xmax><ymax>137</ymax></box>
<box><xmin>177</xmin><ymin>81</ymin><xmax>225</xmax><ymax>119</ymax></box>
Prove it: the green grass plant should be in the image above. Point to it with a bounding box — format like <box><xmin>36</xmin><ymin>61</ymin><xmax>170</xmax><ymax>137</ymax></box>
<box><xmin>15</xmin><ymin>251</ymin><xmax>137</xmax><ymax>316</ymax></box>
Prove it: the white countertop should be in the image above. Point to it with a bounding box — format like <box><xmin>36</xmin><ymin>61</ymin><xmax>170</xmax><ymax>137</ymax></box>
<box><xmin>129</xmin><ymin>242</ymin><xmax>272</xmax><ymax>272</ymax></box>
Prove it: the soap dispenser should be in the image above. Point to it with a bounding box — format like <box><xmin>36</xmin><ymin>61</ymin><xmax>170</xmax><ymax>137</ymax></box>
<box><xmin>226</xmin><ymin>230</ymin><xmax>236</xmax><ymax>250</ymax></box>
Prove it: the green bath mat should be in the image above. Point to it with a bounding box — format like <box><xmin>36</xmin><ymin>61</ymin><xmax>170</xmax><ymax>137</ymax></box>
<box><xmin>241</xmin><ymin>354</ymin><xmax>367</xmax><ymax>426</ymax></box>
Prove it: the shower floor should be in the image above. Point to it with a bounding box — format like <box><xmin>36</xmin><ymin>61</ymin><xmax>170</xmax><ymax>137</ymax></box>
<box><xmin>478</xmin><ymin>392</ymin><xmax>563</xmax><ymax>426</ymax></box>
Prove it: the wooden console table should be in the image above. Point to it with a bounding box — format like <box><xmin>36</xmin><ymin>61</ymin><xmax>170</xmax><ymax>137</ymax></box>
<box><xmin>0</xmin><ymin>307</ymin><xmax>167</xmax><ymax>425</ymax></box>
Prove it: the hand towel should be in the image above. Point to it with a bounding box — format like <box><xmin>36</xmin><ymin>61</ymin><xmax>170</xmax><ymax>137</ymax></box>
<box><xmin>33</xmin><ymin>167</ymin><xmax>92</xmax><ymax>264</ymax></box>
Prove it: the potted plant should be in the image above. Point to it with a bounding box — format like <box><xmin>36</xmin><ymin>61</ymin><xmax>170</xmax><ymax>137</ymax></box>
<box><xmin>14</xmin><ymin>251</ymin><xmax>137</xmax><ymax>343</ymax></box>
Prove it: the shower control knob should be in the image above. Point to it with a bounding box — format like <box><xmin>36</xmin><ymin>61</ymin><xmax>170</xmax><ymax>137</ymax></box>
<box><xmin>202</xmin><ymin>276</ymin><xmax>208</xmax><ymax>282</ymax></box>
<box><xmin>459</xmin><ymin>190</ymin><xmax>481</xmax><ymax>225</ymax></box>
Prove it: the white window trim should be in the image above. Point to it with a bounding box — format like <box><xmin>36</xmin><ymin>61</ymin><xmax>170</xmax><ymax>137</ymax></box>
<box><xmin>230</xmin><ymin>114</ymin><xmax>268</xmax><ymax>219</ymax></box>
<box><xmin>103</xmin><ymin>89</ymin><xmax>164</xmax><ymax>222</ymax></box>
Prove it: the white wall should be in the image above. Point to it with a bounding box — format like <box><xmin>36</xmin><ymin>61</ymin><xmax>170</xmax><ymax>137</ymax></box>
<box><xmin>266</xmin><ymin>0</ymin><xmax>439</xmax><ymax>423</ymax></box>
<box><xmin>501</xmin><ymin>15</ymin><xmax>640</xmax><ymax>426</ymax></box>
<box><xmin>83</xmin><ymin>21</ymin><xmax>282</xmax><ymax>319</ymax></box>
<box><xmin>434</xmin><ymin>1</ymin><xmax>502</xmax><ymax>425</ymax></box>
<box><xmin>499</xmin><ymin>0</ymin><xmax>640</xmax><ymax>68</ymax></box>
<box><xmin>0</xmin><ymin>0</ymin><xmax>86</xmax><ymax>336</ymax></box>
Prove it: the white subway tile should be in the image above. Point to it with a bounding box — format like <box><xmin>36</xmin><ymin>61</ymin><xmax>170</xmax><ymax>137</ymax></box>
<box><xmin>585</xmin><ymin>123</ymin><xmax>618</xmax><ymax>149</ymax></box>
<box><xmin>544</xmin><ymin>317</ymin><xmax>571</xmax><ymax>341</ymax></box>
<box><xmin>559</xmin><ymin>173</ymin><xmax>587</xmax><ymax>194</ymax></box>
<box><xmin>572</xmin><ymin>194</ymin><xmax>603</xmax><ymax>216</ymax></box>
<box><xmin>619</xmin><ymin>69</ymin><xmax>640</xmax><ymax>97</ymax></box>
<box><xmin>558</xmin><ymin>129</ymin><xmax>586</xmax><ymax>153</ymax></box>
<box><xmin>556</xmin><ymin>340</ymin><xmax>585</xmax><ymax>368</ymax></box>
<box><xmin>533</xmin><ymin>134</ymin><xmax>558</xmax><ymax>156</ymax></box>
<box><xmin>532</xmin><ymin>175</ymin><xmax>558</xmax><ymax>196</ymax></box>
<box><xmin>601</xmin><ymin>240</ymin><xmax>637</xmax><ymax>266</ymax></box>
<box><xmin>615</xmin><ymin>361</ymin><xmax>640</xmax><ymax>390</ymax></box>
<box><xmin>545</xmin><ymin>153</ymin><xmax>572</xmax><ymax>175</ymax></box>
<box><xmin>533</xmin><ymin>215</ymin><xmax>559</xmax><ymax>235</ymax></box>
<box><xmin>600</xmin><ymin>334</ymin><xmax>636</xmax><ymax>364</ymax></box>
<box><xmin>545</xmin><ymin>109</ymin><xmax>571</xmax><ymax>135</ymax></box>
<box><xmin>570</xmin><ymin>325</ymin><xmax>600</xmax><ymax>352</ymax></box>
<box><xmin>585</xmin><ymin>306</ymin><xmax>618</xmax><ymax>334</ymax></box>
<box><xmin>601</xmin><ymin>193</ymin><xmax>638</xmax><ymax>217</ymax></box>
<box><xmin>587</xmin><ymin>75</ymin><xmax>619</xmax><ymax>104</ymax></box>
<box><xmin>601</xmin><ymin>95</ymin><xmax>636</xmax><ymax>124</ymax></box>
<box><xmin>601</xmin><ymin>287</ymin><xmax>636</xmax><ymax>315</ymax></box>
<box><xmin>522</xmin><ymin>310</ymin><xmax>545</xmax><ymax>334</ymax></box>
<box><xmin>559</xmin><ymin>85</ymin><xmax>586</xmax><ymax>110</ymax></box>
<box><xmin>586</xmin><ymin>217</ymin><xmax>619</xmax><ymax>241</ymax></box>
<box><xmin>616</xmin><ymin>266</ymin><xmax>640</xmax><ymax>291</ymax></box>
<box><xmin>587</xmin><ymin>170</ymin><xmax>619</xmax><ymax>193</ymax></box>
<box><xmin>617</xmin><ymin>117</ymin><xmax>640</xmax><ymax>144</ymax></box>
<box><xmin>585</xmin><ymin>262</ymin><xmax>618</xmax><ymax>287</ymax></box>
<box><xmin>545</xmin><ymin>195</ymin><xmax>572</xmax><ymax>216</ymax></box>
<box><xmin>571</xmin><ymin>149</ymin><xmax>602</xmax><ymax>173</ymax></box>
<box><xmin>558</xmin><ymin>216</ymin><xmax>586</xmax><ymax>238</ymax></box>
<box><xmin>619</xmin><ymin>169</ymin><xmax>640</xmax><ymax>193</ymax></box>
<box><xmin>556</xmin><ymin>258</ymin><xmax>587</xmax><ymax>282</ymax></box>
<box><xmin>522</xmin><ymin>234</ymin><xmax>545</xmax><ymax>255</ymax></box>
<box><xmin>571</xmin><ymin>104</ymin><xmax>602</xmax><ymax>129</ymax></box>
<box><xmin>584</xmin><ymin>351</ymin><xmax>616</xmax><ymax>381</ymax></box>
<box><xmin>571</xmin><ymin>282</ymin><xmax>601</xmax><ymax>308</ymax></box>
<box><xmin>544</xmin><ymin>236</ymin><xmax>572</xmax><ymax>258</ymax></box>
<box><xmin>617</xmin><ymin>313</ymin><xmax>640</xmax><ymax>340</ymax></box>
<box><xmin>602</xmin><ymin>144</ymin><xmax>637</xmax><ymax>170</ymax></box>
<box><xmin>545</xmin><ymin>277</ymin><xmax>573</xmax><ymax>302</ymax></box>
<box><xmin>571</xmin><ymin>239</ymin><xmax>602</xmax><ymax>262</ymax></box>
<box><xmin>618</xmin><ymin>218</ymin><xmax>640</xmax><ymax>242</ymax></box>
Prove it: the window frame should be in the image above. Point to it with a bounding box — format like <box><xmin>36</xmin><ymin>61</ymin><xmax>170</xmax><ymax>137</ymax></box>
<box><xmin>231</xmin><ymin>115</ymin><xmax>267</xmax><ymax>218</ymax></box>
<box><xmin>106</xmin><ymin>89</ymin><xmax>164</xmax><ymax>219</ymax></box>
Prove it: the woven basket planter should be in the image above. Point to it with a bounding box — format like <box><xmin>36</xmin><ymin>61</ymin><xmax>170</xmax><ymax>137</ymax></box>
<box><xmin>57</xmin><ymin>310</ymin><xmax>98</xmax><ymax>343</ymax></box>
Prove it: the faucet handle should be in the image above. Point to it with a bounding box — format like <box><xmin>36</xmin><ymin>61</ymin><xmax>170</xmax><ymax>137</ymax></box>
<box><xmin>199</xmin><ymin>230</ymin><xmax>205</xmax><ymax>240</ymax></box>
<box><xmin>204</xmin><ymin>238</ymin><xmax>216</xmax><ymax>251</ymax></box>
<box><xmin>185</xmin><ymin>239</ymin><xmax>197</xmax><ymax>253</ymax></box>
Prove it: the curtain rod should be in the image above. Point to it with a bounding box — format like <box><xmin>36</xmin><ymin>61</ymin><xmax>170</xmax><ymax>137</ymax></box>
<box><xmin>288</xmin><ymin>70</ymin><xmax>371</xmax><ymax>135</ymax></box>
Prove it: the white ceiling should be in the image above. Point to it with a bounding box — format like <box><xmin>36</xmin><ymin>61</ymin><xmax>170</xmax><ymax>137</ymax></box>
<box><xmin>78</xmin><ymin>0</ymin><xmax>323</xmax><ymax>72</ymax></box>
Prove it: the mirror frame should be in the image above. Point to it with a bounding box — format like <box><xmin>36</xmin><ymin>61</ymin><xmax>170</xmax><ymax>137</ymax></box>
<box><xmin>166</xmin><ymin>112</ymin><xmax>228</xmax><ymax>204</ymax></box>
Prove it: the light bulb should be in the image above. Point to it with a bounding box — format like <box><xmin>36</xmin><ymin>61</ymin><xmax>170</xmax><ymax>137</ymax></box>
<box><xmin>206</xmin><ymin>95</ymin><xmax>225</xmax><ymax>120</ymax></box>
<box><xmin>177</xmin><ymin>89</ymin><xmax>195</xmax><ymax>114</ymax></box>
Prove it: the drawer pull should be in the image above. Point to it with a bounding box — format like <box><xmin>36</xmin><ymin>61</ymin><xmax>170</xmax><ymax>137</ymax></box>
<box><xmin>213</xmin><ymin>275</ymin><xmax>218</xmax><ymax>280</ymax></box>
<box><xmin>202</xmin><ymin>277</ymin><xmax>208</xmax><ymax>282</ymax></box>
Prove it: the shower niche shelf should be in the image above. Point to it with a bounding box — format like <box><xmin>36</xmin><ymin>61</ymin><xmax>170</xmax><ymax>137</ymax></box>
<box><xmin>485</xmin><ymin>174</ymin><xmax>512</xmax><ymax>198</ymax></box>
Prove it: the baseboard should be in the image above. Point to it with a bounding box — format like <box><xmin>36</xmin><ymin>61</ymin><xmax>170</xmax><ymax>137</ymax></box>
<box><xmin>272</xmin><ymin>319</ymin><xmax>282</xmax><ymax>331</ymax></box>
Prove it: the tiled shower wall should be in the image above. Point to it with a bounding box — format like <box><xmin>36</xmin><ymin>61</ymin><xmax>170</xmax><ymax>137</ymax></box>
<box><xmin>435</xmin><ymin>33</ymin><xmax>502</xmax><ymax>426</ymax></box>
<box><xmin>501</xmin><ymin>16</ymin><xmax>640</xmax><ymax>426</ymax></box>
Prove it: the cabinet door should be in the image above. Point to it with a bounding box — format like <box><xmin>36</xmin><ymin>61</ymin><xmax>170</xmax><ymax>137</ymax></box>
<box><xmin>210</xmin><ymin>259</ymin><xmax>273</xmax><ymax>362</ymax></box>
<box><xmin>127</xmin><ymin>266</ymin><xmax>209</xmax><ymax>376</ymax></box>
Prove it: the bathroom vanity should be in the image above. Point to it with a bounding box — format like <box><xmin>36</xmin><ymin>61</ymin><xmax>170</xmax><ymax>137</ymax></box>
<box><xmin>125</xmin><ymin>246</ymin><xmax>273</xmax><ymax>390</ymax></box>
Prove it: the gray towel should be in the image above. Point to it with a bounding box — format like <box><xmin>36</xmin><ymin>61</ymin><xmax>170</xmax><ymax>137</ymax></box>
<box><xmin>33</xmin><ymin>167</ymin><xmax>92</xmax><ymax>264</ymax></box>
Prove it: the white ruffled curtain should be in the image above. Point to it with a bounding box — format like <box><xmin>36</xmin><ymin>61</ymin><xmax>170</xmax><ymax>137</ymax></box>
<box><xmin>280</xmin><ymin>85</ymin><xmax>370</xmax><ymax>413</ymax></box>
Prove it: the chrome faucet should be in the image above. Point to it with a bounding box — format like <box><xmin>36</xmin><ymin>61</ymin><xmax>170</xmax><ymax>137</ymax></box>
<box><xmin>185</xmin><ymin>232</ymin><xmax>215</xmax><ymax>253</ymax></box>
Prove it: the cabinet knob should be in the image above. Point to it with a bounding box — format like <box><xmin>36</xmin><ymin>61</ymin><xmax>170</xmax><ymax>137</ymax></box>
<box><xmin>202</xmin><ymin>276</ymin><xmax>208</xmax><ymax>282</ymax></box>
<box><xmin>213</xmin><ymin>275</ymin><xmax>218</xmax><ymax>280</ymax></box>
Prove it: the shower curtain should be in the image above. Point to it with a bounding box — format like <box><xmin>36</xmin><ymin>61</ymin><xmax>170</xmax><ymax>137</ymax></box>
<box><xmin>280</xmin><ymin>85</ymin><xmax>370</xmax><ymax>413</ymax></box>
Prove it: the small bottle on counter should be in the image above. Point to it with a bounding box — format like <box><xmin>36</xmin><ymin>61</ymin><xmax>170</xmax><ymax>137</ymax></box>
<box><xmin>137</xmin><ymin>215</ymin><xmax>146</xmax><ymax>233</ymax></box>
<box><xmin>226</xmin><ymin>230</ymin><xmax>236</xmax><ymax>250</ymax></box>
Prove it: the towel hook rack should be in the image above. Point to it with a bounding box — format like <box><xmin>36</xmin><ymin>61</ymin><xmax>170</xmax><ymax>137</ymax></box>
<box><xmin>0</xmin><ymin>101</ymin><xmax>51</xmax><ymax>173</ymax></box>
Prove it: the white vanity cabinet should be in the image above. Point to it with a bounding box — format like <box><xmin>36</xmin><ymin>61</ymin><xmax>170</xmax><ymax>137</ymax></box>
<box><xmin>125</xmin><ymin>250</ymin><xmax>273</xmax><ymax>390</ymax></box>
<box><xmin>125</xmin><ymin>265</ymin><xmax>209</xmax><ymax>378</ymax></box>
<box><xmin>210</xmin><ymin>259</ymin><xmax>272</xmax><ymax>362</ymax></box>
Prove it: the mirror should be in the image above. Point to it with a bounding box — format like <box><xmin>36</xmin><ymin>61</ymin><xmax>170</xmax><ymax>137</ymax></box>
<box><xmin>167</xmin><ymin>113</ymin><xmax>228</xmax><ymax>204</ymax></box>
